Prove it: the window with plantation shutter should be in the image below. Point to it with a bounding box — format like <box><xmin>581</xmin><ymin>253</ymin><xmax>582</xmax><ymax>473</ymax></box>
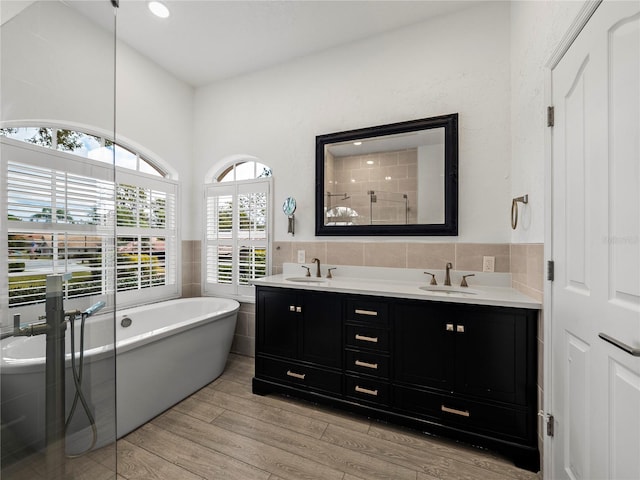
<box><xmin>204</xmin><ymin>176</ymin><xmax>271</xmax><ymax>299</ymax></box>
<box><xmin>2</xmin><ymin>131</ymin><xmax>178</xmax><ymax>325</ymax></box>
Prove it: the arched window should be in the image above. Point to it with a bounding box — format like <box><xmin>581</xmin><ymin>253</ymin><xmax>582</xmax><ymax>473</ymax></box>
<box><xmin>2</xmin><ymin>125</ymin><xmax>178</xmax><ymax>319</ymax></box>
<box><xmin>0</xmin><ymin>126</ymin><xmax>168</xmax><ymax>176</ymax></box>
<box><xmin>204</xmin><ymin>158</ymin><xmax>272</xmax><ymax>299</ymax></box>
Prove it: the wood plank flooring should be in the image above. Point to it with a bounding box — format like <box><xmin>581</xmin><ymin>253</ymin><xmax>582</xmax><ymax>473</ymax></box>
<box><xmin>2</xmin><ymin>354</ymin><xmax>541</xmax><ymax>479</ymax></box>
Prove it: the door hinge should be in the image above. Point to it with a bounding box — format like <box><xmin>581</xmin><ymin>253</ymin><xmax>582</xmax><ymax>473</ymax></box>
<box><xmin>547</xmin><ymin>260</ymin><xmax>555</xmax><ymax>281</ymax></box>
<box><xmin>547</xmin><ymin>106</ymin><xmax>555</xmax><ymax>127</ymax></box>
<box><xmin>546</xmin><ymin>414</ymin><xmax>555</xmax><ymax>437</ymax></box>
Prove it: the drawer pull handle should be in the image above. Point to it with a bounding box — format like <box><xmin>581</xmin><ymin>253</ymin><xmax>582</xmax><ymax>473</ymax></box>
<box><xmin>355</xmin><ymin>309</ymin><xmax>378</xmax><ymax>316</ymax></box>
<box><xmin>286</xmin><ymin>370</ymin><xmax>306</xmax><ymax>380</ymax></box>
<box><xmin>441</xmin><ymin>405</ymin><xmax>470</xmax><ymax>417</ymax></box>
<box><xmin>355</xmin><ymin>385</ymin><xmax>378</xmax><ymax>396</ymax></box>
<box><xmin>355</xmin><ymin>334</ymin><xmax>379</xmax><ymax>343</ymax></box>
<box><xmin>355</xmin><ymin>359</ymin><xmax>378</xmax><ymax>369</ymax></box>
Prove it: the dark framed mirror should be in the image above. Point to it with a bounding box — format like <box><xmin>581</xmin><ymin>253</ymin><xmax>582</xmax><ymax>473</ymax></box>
<box><xmin>316</xmin><ymin>113</ymin><xmax>458</xmax><ymax>236</ymax></box>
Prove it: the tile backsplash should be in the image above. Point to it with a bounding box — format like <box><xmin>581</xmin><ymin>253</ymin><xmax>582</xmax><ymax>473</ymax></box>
<box><xmin>273</xmin><ymin>241</ymin><xmax>512</xmax><ymax>274</ymax></box>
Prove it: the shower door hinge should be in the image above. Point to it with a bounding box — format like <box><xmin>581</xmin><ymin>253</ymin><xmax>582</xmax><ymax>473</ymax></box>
<box><xmin>547</xmin><ymin>260</ymin><xmax>555</xmax><ymax>281</ymax></box>
<box><xmin>547</xmin><ymin>106</ymin><xmax>555</xmax><ymax>127</ymax></box>
<box><xmin>546</xmin><ymin>414</ymin><xmax>555</xmax><ymax>437</ymax></box>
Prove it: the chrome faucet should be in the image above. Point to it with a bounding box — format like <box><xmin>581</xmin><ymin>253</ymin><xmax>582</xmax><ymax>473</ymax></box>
<box><xmin>444</xmin><ymin>262</ymin><xmax>453</xmax><ymax>286</ymax></box>
<box><xmin>311</xmin><ymin>258</ymin><xmax>321</xmax><ymax>277</ymax></box>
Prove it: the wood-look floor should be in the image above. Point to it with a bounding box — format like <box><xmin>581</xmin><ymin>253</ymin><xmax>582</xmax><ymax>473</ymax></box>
<box><xmin>2</xmin><ymin>354</ymin><xmax>541</xmax><ymax>480</ymax></box>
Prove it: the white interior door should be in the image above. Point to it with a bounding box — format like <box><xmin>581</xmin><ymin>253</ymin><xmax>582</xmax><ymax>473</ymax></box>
<box><xmin>550</xmin><ymin>1</ymin><xmax>640</xmax><ymax>479</ymax></box>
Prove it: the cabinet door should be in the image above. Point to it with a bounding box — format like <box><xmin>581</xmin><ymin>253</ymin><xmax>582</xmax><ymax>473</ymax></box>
<box><xmin>454</xmin><ymin>306</ymin><xmax>530</xmax><ymax>405</ymax></box>
<box><xmin>394</xmin><ymin>302</ymin><xmax>455</xmax><ymax>391</ymax></box>
<box><xmin>256</xmin><ymin>288</ymin><xmax>299</xmax><ymax>358</ymax></box>
<box><xmin>300</xmin><ymin>291</ymin><xmax>342</xmax><ymax>367</ymax></box>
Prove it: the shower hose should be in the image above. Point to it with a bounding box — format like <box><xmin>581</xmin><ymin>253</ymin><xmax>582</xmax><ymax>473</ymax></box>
<box><xmin>65</xmin><ymin>312</ymin><xmax>98</xmax><ymax>458</ymax></box>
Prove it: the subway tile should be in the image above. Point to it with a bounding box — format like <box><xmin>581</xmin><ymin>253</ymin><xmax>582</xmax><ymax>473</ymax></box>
<box><xmin>527</xmin><ymin>244</ymin><xmax>544</xmax><ymax>292</ymax></box>
<box><xmin>326</xmin><ymin>242</ymin><xmax>365</xmax><ymax>266</ymax></box>
<box><xmin>181</xmin><ymin>241</ymin><xmax>193</xmax><ymax>264</ymax></box>
<box><xmin>272</xmin><ymin>241</ymin><xmax>292</xmax><ymax>270</ymax></box>
<box><xmin>293</xmin><ymin>242</ymin><xmax>327</xmax><ymax>265</ymax></box>
<box><xmin>510</xmin><ymin>244</ymin><xmax>528</xmax><ymax>286</ymax></box>
<box><xmin>231</xmin><ymin>335</ymin><xmax>255</xmax><ymax>357</ymax></box>
<box><xmin>455</xmin><ymin>243</ymin><xmax>510</xmax><ymax>272</ymax></box>
<box><xmin>363</xmin><ymin>242</ymin><xmax>407</xmax><ymax>268</ymax></box>
<box><xmin>406</xmin><ymin>243</ymin><xmax>455</xmax><ymax>270</ymax></box>
<box><xmin>192</xmin><ymin>241</ymin><xmax>201</xmax><ymax>263</ymax></box>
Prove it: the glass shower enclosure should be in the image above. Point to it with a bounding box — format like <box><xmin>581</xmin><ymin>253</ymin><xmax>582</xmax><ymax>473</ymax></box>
<box><xmin>1</xmin><ymin>1</ymin><xmax>118</xmax><ymax>478</ymax></box>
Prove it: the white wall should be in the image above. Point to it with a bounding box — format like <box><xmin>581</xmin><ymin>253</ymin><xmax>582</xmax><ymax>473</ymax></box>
<box><xmin>510</xmin><ymin>0</ymin><xmax>587</xmax><ymax>243</ymax></box>
<box><xmin>1</xmin><ymin>1</ymin><xmax>194</xmax><ymax>236</ymax></box>
<box><xmin>193</xmin><ymin>2</ymin><xmax>512</xmax><ymax>243</ymax></box>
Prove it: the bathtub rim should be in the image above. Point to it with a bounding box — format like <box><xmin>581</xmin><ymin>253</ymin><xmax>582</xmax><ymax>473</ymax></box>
<box><xmin>1</xmin><ymin>297</ymin><xmax>239</xmax><ymax>374</ymax></box>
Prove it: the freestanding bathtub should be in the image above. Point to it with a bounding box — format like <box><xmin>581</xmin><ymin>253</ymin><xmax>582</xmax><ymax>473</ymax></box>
<box><xmin>1</xmin><ymin>297</ymin><xmax>239</xmax><ymax>455</ymax></box>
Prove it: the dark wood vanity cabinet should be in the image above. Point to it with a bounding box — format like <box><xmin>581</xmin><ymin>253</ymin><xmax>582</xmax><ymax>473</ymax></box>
<box><xmin>253</xmin><ymin>286</ymin><xmax>539</xmax><ymax>472</ymax></box>
<box><xmin>254</xmin><ymin>287</ymin><xmax>343</xmax><ymax>395</ymax></box>
<box><xmin>394</xmin><ymin>300</ymin><xmax>538</xmax><ymax>461</ymax></box>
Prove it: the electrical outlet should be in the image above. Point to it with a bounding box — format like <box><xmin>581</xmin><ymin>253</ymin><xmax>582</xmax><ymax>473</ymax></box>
<box><xmin>297</xmin><ymin>250</ymin><xmax>305</xmax><ymax>263</ymax></box>
<box><xmin>483</xmin><ymin>256</ymin><xmax>495</xmax><ymax>273</ymax></box>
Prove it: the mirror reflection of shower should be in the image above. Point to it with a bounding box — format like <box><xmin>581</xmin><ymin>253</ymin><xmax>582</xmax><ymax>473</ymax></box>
<box><xmin>326</xmin><ymin>192</ymin><xmax>350</xmax><ymax>207</ymax></box>
<box><xmin>368</xmin><ymin>190</ymin><xmax>409</xmax><ymax>225</ymax></box>
<box><xmin>325</xmin><ymin>190</ymin><xmax>409</xmax><ymax>225</ymax></box>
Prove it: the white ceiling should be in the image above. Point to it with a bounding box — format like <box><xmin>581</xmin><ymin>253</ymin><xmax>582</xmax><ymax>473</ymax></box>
<box><xmin>67</xmin><ymin>0</ymin><xmax>484</xmax><ymax>88</ymax></box>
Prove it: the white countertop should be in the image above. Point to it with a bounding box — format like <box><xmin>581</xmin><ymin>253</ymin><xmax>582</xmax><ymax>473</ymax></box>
<box><xmin>253</xmin><ymin>264</ymin><xmax>542</xmax><ymax>310</ymax></box>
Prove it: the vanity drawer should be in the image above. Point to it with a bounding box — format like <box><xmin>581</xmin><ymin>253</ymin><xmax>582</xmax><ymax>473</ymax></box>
<box><xmin>346</xmin><ymin>375</ymin><xmax>390</xmax><ymax>406</ymax></box>
<box><xmin>346</xmin><ymin>298</ymin><xmax>389</xmax><ymax>325</ymax></box>
<box><xmin>393</xmin><ymin>386</ymin><xmax>531</xmax><ymax>442</ymax></box>
<box><xmin>345</xmin><ymin>324</ymin><xmax>390</xmax><ymax>352</ymax></box>
<box><xmin>256</xmin><ymin>356</ymin><xmax>342</xmax><ymax>395</ymax></box>
<box><xmin>345</xmin><ymin>348</ymin><xmax>390</xmax><ymax>378</ymax></box>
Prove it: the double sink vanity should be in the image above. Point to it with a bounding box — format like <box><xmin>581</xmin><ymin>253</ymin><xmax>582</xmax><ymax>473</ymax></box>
<box><xmin>252</xmin><ymin>263</ymin><xmax>541</xmax><ymax>472</ymax></box>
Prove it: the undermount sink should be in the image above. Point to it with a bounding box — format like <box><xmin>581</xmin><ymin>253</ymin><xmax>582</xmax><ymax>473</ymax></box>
<box><xmin>285</xmin><ymin>277</ymin><xmax>328</xmax><ymax>284</ymax></box>
<box><xmin>419</xmin><ymin>285</ymin><xmax>478</xmax><ymax>295</ymax></box>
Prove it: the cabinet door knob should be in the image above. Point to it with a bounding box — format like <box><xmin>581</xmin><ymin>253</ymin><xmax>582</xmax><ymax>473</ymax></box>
<box><xmin>355</xmin><ymin>385</ymin><xmax>378</xmax><ymax>396</ymax></box>
<box><xmin>286</xmin><ymin>370</ymin><xmax>306</xmax><ymax>380</ymax></box>
<box><xmin>355</xmin><ymin>359</ymin><xmax>378</xmax><ymax>370</ymax></box>
<box><xmin>355</xmin><ymin>334</ymin><xmax>378</xmax><ymax>343</ymax></box>
<box><xmin>456</xmin><ymin>325</ymin><xmax>465</xmax><ymax>333</ymax></box>
<box><xmin>446</xmin><ymin>323</ymin><xmax>454</xmax><ymax>332</ymax></box>
<box><xmin>289</xmin><ymin>305</ymin><xmax>295</xmax><ymax>312</ymax></box>
<box><xmin>441</xmin><ymin>405</ymin><xmax>470</xmax><ymax>417</ymax></box>
<box><xmin>296</xmin><ymin>306</ymin><xmax>302</xmax><ymax>313</ymax></box>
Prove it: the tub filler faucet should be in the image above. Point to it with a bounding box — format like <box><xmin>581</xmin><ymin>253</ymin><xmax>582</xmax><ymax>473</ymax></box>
<box><xmin>12</xmin><ymin>274</ymin><xmax>105</xmax><ymax>478</ymax></box>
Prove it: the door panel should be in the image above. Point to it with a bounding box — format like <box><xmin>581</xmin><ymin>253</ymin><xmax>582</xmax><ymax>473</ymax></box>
<box><xmin>609</xmin><ymin>361</ymin><xmax>640</xmax><ymax>479</ymax></box>
<box><xmin>551</xmin><ymin>2</ymin><xmax>640</xmax><ymax>479</ymax></box>
<box><xmin>565</xmin><ymin>334</ymin><xmax>590</xmax><ymax>480</ymax></box>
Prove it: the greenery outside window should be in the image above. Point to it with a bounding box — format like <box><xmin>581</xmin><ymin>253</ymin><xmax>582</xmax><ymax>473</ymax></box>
<box><xmin>204</xmin><ymin>160</ymin><xmax>271</xmax><ymax>299</ymax></box>
<box><xmin>2</xmin><ymin>127</ymin><xmax>177</xmax><ymax>325</ymax></box>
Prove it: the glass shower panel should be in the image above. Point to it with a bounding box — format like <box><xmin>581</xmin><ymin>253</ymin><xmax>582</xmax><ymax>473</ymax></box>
<box><xmin>1</xmin><ymin>1</ymin><xmax>117</xmax><ymax>478</ymax></box>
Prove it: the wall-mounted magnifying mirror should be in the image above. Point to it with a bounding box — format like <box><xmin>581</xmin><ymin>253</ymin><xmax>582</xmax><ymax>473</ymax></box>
<box><xmin>315</xmin><ymin>113</ymin><xmax>458</xmax><ymax>236</ymax></box>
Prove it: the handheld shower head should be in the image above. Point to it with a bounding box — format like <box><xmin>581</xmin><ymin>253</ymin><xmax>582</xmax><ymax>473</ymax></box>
<box><xmin>82</xmin><ymin>301</ymin><xmax>106</xmax><ymax>318</ymax></box>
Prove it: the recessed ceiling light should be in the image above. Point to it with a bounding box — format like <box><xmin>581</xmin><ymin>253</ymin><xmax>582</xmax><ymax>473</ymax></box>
<box><xmin>353</xmin><ymin>141</ymin><xmax>362</xmax><ymax>146</ymax></box>
<box><xmin>148</xmin><ymin>1</ymin><xmax>170</xmax><ymax>18</ymax></box>
<box><xmin>366</xmin><ymin>160</ymin><xmax>374</xmax><ymax>165</ymax></box>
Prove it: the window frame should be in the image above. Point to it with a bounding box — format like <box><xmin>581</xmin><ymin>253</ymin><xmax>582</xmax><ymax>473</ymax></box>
<box><xmin>2</xmin><ymin>133</ymin><xmax>179</xmax><ymax>326</ymax></box>
<box><xmin>203</xmin><ymin>168</ymin><xmax>272</xmax><ymax>302</ymax></box>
